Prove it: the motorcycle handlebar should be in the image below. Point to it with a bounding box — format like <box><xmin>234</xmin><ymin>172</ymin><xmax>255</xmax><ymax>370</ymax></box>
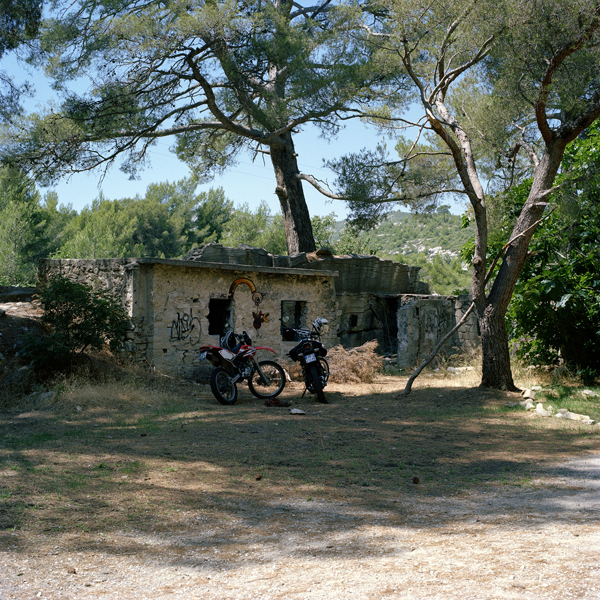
<box><xmin>283</xmin><ymin>326</ymin><xmax>317</xmax><ymax>339</ymax></box>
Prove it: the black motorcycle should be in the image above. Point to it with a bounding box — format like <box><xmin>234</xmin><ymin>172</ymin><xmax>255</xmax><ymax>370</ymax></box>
<box><xmin>286</xmin><ymin>318</ymin><xmax>330</xmax><ymax>403</ymax></box>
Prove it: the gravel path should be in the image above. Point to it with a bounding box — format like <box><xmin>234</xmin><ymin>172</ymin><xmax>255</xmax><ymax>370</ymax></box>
<box><xmin>2</xmin><ymin>454</ymin><xmax>599</xmax><ymax>599</ymax></box>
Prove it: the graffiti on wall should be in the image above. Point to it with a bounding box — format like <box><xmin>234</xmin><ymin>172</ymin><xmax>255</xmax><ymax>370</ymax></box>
<box><xmin>168</xmin><ymin>309</ymin><xmax>201</xmax><ymax>344</ymax></box>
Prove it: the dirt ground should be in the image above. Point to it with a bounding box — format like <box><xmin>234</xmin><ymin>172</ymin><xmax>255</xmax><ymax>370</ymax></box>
<box><xmin>1</xmin><ymin>300</ymin><xmax>600</xmax><ymax>599</ymax></box>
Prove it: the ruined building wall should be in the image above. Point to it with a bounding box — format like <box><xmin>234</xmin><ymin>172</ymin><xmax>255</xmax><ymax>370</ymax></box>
<box><xmin>143</xmin><ymin>261</ymin><xmax>338</xmax><ymax>378</ymax></box>
<box><xmin>38</xmin><ymin>258</ymin><xmax>338</xmax><ymax>378</ymax></box>
<box><xmin>38</xmin><ymin>251</ymin><xmax>480</xmax><ymax>378</ymax></box>
<box><xmin>37</xmin><ymin>258</ymin><xmax>146</xmax><ymax>355</ymax></box>
<box><xmin>396</xmin><ymin>294</ymin><xmax>479</xmax><ymax>368</ymax></box>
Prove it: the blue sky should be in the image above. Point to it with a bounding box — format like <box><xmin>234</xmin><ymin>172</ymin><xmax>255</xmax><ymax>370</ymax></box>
<box><xmin>5</xmin><ymin>55</ymin><xmax>468</xmax><ymax>219</ymax></box>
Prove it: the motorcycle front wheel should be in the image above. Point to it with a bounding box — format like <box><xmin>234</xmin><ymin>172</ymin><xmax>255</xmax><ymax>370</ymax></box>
<box><xmin>248</xmin><ymin>360</ymin><xmax>286</xmax><ymax>399</ymax></box>
<box><xmin>210</xmin><ymin>367</ymin><xmax>238</xmax><ymax>405</ymax></box>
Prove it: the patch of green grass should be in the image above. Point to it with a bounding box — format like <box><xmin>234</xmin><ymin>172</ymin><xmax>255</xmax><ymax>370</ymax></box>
<box><xmin>539</xmin><ymin>384</ymin><xmax>600</xmax><ymax>421</ymax></box>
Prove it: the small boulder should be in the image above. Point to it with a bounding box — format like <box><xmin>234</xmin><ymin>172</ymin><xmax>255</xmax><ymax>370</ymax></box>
<box><xmin>519</xmin><ymin>399</ymin><xmax>535</xmax><ymax>410</ymax></box>
<box><xmin>536</xmin><ymin>403</ymin><xmax>551</xmax><ymax>417</ymax></box>
<box><xmin>555</xmin><ymin>408</ymin><xmax>594</xmax><ymax>423</ymax></box>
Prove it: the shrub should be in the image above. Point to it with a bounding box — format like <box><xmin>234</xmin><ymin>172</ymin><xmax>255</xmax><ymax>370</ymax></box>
<box><xmin>21</xmin><ymin>276</ymin><xmax>129</xmax><ymax>372</ymax></box>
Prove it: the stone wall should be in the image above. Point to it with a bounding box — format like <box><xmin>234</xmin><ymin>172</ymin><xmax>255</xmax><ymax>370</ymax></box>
<box><xmin>143</xmin><ymin>260</ymin><xmax>338</xmax><ymax>378</ymax></box>
<box><xmin>39</xmin><ymin>257</ymin><xmax>339</xmax><ymax>378</ymax></box>
<box><xmin>38</xmin><ymin>258</ymin><xmax>144</xmax><ymax>354</ymax></box>
<box><xmin>396</xmin><ymin>294</ymin><xmax>479</xmax><ymax>368</ymax></box>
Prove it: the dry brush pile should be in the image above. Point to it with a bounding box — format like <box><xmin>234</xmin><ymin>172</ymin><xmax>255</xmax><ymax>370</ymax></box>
<box><xmin>286</xmin><ymin>340</ymin><xmax>383</xmax><ymax>384</ymax></box>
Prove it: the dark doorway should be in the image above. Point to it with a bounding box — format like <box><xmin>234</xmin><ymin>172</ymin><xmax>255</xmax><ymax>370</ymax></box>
<box><xmin>208</xmin><ymin>298</ymin><xmax>233</xmax><ymax>336</ymax></box>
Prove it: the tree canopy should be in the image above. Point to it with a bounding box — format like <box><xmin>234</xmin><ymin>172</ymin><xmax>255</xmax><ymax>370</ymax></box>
<box><xmin>3</xmin><ymin>0</ymin><xmax>379</xmax><ymax>254</ymax></box>
<box><xmin>329</xmin><ymin>0</ymin><xmax>600</xmax><ymax>390</ymax></box>
<box><xmin>0</xmin><ymin>0</ymin><xmax>43</xmax><ymax>121</ymax></box>
<box><xmin>508</xmin><ymin>121</ymin><xmax>600</xmax><ymax>373</ymax></box>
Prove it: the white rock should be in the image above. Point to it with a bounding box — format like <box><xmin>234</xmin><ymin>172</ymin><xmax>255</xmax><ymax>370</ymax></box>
<box><xmin>536</xmin><ymin>403</ymin><xmax>551</xmax><ymax>417</ymax></box>
<box><xmin>555</xmin><ymin>408</ymin><xmax>592</xmax><ymax>422</ymax></box>
<box><xmin>531</xmin><ymin>385</ymin><xmax>543</xmax><ymax>391</ymax></box>
<box><xmin>522</xmin><ymin>389</ymin><xmax>536</xmax><ymax>400</ymax></box>
<box><xmin>447</xmin><ymin>366</ymin><xmax>473</xmax><ymax>374</ymax></box>
<box><xmin>290</xmin><ymin>408</ymin><xmax>306</xmax><ymax>415</ymax></box>
<box><xmin>582</xmin><ymin>390</ymin><xmax>599</xmax><ymax>397</ymax></box>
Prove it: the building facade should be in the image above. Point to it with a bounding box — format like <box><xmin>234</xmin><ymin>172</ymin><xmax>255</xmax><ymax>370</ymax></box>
<box><xmin>38</xmin><ymin>244</ymin><xmax>479</xmax><ymax>377</ymax></box>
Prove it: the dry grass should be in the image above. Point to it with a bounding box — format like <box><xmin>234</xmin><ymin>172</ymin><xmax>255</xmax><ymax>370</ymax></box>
<box><xmin>326</xmin><ymin>340</ymin><xmax>383</xmax><ymax>383</ymax></box>
<box><xmin>2</xmin><ymin>356</ymin><xmax>600</xmax><ymax>599</ymax></box>
<box><xmin>286</xmin><ymin>340</ymin><xmax>383</xmax><ymax>384</ymax></box>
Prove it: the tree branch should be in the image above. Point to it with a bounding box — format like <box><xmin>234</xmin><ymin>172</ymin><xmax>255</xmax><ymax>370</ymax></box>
<box><xmin>395</xmin><ymin>207</ymin><xmax>556</xmax><ymax>399</ymax></box>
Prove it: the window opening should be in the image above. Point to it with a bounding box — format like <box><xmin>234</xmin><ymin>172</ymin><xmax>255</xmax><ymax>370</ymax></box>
<box><xmin>208</xmin><ymin>298</ymin><xmax>233</xmax><ymax>336</ymax></box>
<box><xmin>281</xmin><ymin>300</ymin><xmax>307</xmax><ymax>341</ymax></box>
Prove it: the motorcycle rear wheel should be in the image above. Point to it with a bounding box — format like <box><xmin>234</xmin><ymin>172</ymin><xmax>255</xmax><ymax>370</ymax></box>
<box><xmin>308</xmin><ymin>364</ymin><xmax>327</xmax><ymax>403</ymax></box>
<box><xmin>248</xmin><ymin>360</ymin><xmax>286</xmax><ymax>399</ymax></box>
<box><xmin>210</xmin><ymin>367</ymin><xmax>238</xmax><ymax>405</ymax></box>
<box><xmin>319</xmin><ymin>358</ymin><xmax>330</xmax><ymax>384</ymax></box>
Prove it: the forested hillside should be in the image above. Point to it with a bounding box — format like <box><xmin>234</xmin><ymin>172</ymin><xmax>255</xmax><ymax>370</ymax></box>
<box><xmin>370</xmin><ymin>208</ymin><xmax>473</xmax><ymax>259</ymax></box>
<box><xmin>341</xmin><ymin>206</ymin><xmax>475</xmax><ymax>295</ymax></box>
<box><xmin>0</xmin><ymin>166</ymin><xmax>473</xmax><ymax>295</ymax></box>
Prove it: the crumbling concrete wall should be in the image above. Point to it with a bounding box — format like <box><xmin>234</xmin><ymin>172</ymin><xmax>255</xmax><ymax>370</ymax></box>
<box><xmin>185</xmin><ymin>243</ymin><xmax>429</xmax><ymax>295</ymax></box>
<box><xmin>396</xmin><ymin>294</ymin><xmax>479</xmax><ymax>368</ymax></box>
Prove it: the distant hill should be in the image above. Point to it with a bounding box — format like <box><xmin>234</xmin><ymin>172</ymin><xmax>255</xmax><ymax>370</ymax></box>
<box><xmin>368</xmin><ymin>209</ymin><xmax>474</xmax><ymax>259</ymax></box>
<box><xmin>336</xmin><ymin>209</ymin><xmax>475</xmax><ymax>295</ymax></box>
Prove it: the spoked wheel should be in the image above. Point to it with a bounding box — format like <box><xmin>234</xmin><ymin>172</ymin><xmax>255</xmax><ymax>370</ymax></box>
<box><xmin>309</xmin><ymin>364</ymin><xmax>327</xmax><ymax>404</ymax></box>
<box><xmin>319</xmin><ymin>358</ymin><xmax>330</xmax><ymax>385</ymax></box>
<box><xmin>209</xmin><ymin>367</ymin><xmax>238</xmax><ymax>405</ymax></box>
<box><xmin>248</xmin><ymin>360</ymin><xmax>286</xmax><ymax>399</ymax></box>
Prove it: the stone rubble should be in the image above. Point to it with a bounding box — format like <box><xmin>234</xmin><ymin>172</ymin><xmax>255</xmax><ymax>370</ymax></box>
<box><xmin>446</xmin><ymin>366</ymin><xmax>474</xmax><ymax>374</ymax></box>
<box><xmin>507</xmin><ymin>390</ymin><xmax>598</xmax><ymax>425</ymax></box>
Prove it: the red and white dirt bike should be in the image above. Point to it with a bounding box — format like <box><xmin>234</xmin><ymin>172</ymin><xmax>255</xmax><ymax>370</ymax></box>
<box><xmin>198</xmin><ymin>331</ymin><xmax>286</xmax><ymax>405</ymax></box>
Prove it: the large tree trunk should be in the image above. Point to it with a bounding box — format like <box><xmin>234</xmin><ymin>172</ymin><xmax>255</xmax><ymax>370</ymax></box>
<box><xmin>270</xmin><ymin>132</ymin><xmax>316</xmax><ymax>255</ymax></box>
<box><xmin>478</xmin><ymin>142</ymin><xmax>567</xmax><ymax>390</ymax></box>
<box><xmin>479</xmin><ymin>303</ymin><xmax>518</xmax><ymax>390</ymax></box>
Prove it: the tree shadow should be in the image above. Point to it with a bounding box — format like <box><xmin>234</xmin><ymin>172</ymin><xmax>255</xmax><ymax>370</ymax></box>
<box><xmin>1</xmin><ymin>381</ymin><xmax>599</xmax><ymax>571</ymax></box>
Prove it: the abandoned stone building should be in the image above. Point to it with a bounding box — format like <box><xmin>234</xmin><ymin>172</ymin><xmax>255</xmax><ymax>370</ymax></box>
<box><xmin>38</xmin><ymin>244</ymin><xmax>479</xmax><ymax>378</ymax></box>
